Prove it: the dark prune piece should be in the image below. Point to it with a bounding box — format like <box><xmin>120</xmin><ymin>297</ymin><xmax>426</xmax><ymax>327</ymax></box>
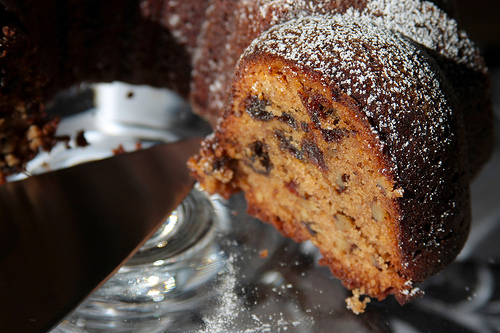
<box><xmin>277</xmin><ymin>112</ymin><xmax>298</xmax><ymax>129</ymax></box>
<box><xmin>212</xmin><ymin>155</ymin><xmax>230</xmax><ymax>170</ymax></box>
<box><xmin>274</xmin><ymin>130</ymin><xmax>303</xmax><ymax>160</ymax></box>
<box><xmin>321</xmin><ymin>128</ymin><xmax>347</xmax><ymax>143</ymax></box>
<box><xmin>247</xmin><ymin>141</ymin><xmax>273</xmax><ymax>175</ymax></box>
<box><xmin>300</xmin><ymin>121</ymin><xmax>310</xmax><ymax>132</ymax></box>
<box><xmin>244</xmin><ymin>95</ymin><xmax>273</xmax><ymax>121</ymax></box>
<box><xmin>301</xmin><ymin>137</ymin><xmax>328</xmax><ymax>172</ymax></box>
<box><xmin>299</xmin><ymin>89</ymin><xmax>342</xmax><ymax>138</ymax></box>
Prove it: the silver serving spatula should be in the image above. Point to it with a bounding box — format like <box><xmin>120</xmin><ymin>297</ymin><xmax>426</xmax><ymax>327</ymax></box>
<box><xmin>0</xmin><ymin>137</ymin><xmax>201</xmax><ymax>333</ymax></box>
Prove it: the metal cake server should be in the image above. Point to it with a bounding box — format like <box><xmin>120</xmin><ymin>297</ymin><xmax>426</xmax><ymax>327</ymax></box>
<box><xmin>0</xmin><ymin>137</ymin><xmax>200</xmax><ymax>333</ymax></box>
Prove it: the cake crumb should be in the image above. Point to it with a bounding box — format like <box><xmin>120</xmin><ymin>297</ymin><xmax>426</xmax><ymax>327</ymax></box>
<box><xmin>345</xmin><ymin>289</ymin><xmax>370</xmax><ymax>314</ymax></box>
<box><xmin>259</xmin><ymin>249</ymin><xmax>268</xmax><ymax>258</ymax></box>
<box><xmin>112</xmin><ymin>144</ymin><xmax>126</xmax><ymax>155</ymax></box>
<box><xmin>75</xmin><ymin>130</ymin><xmax>89</xmax><ymax>147</ymax></box>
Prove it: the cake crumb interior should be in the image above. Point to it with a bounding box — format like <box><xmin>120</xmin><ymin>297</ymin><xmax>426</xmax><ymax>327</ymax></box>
<box><xmin>193</xmin><ymin>62</ymin><xmax>409</xmax><ymax>299</ymax></box>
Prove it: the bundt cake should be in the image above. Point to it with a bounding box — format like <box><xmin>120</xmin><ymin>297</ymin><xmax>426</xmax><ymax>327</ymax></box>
<box><xmin>0</xmin><ymin>0</ymin><xmax>492</xmax><ymax>313</ymax></box>
<box><xmin>189</xmin><ymin>0</ymin><xmax>493</xmax><ymax>312</ymax></box>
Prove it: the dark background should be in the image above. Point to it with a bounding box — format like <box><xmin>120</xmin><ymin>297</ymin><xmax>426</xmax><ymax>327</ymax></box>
<box><xmin>455</xmin><ymin>0</ymin><xmax>500</xmax><ymax>68</ymax></box>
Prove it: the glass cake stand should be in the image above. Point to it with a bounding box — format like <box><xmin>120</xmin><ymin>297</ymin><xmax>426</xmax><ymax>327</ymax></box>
<box><xmin>13</xmin><ymin>78</ymin><xmax>500</xmax><ymax>333</ymax></box>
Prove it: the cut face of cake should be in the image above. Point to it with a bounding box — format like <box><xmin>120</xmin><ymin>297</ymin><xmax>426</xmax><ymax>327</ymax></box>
<box><xmin>188</xmin><ymin>16</ymin><xmax>472</xmax><ymax>310</ymax></box>
<box><xmin>192</xmin><ymin>63</ymin><xmax>410</xmax><ymax>303</ymax></box>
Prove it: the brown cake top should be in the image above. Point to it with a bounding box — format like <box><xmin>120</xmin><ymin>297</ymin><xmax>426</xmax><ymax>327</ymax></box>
<box><xmin>362</xmin><ymin>0</ymin><xmax>484</xmax><ymax>72</ymax></box>
<box><xmin>238</xmin><ymin>0</ymin><xmax>485</xmax><ymax>73</ymax></box>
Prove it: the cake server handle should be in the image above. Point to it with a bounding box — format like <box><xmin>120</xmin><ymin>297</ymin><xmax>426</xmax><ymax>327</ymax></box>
<box><xmin>0</xmin><ymin>137</ymin><xmax>201</xmax><ymax>333</ymax></box>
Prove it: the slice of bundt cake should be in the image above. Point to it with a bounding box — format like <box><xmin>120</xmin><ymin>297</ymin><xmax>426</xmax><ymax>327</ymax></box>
<box><xmin>188</xmin><ymin>14</ymin><xmax>476</xmax><ymax>312</ymax></box>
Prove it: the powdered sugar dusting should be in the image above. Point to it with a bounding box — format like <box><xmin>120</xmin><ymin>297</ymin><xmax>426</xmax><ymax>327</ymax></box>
<box><xmin>197</xmin><ymin>251</ymin><xmax>310</xmax><ymax>332</ymax></box>
<box><xmin>235</xmin><ymin>0</ymin><xmax>484</xmax><ymax>72</ymax></box>
<box><xmin>198</xmin><ymin>253</ymin><xmax>239</xmax><ymax>333</ymax></box>
<box><xmin>364</xmin><ymin>0</ymin><xmax>482</xmax><ymax>71</ymax></box>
